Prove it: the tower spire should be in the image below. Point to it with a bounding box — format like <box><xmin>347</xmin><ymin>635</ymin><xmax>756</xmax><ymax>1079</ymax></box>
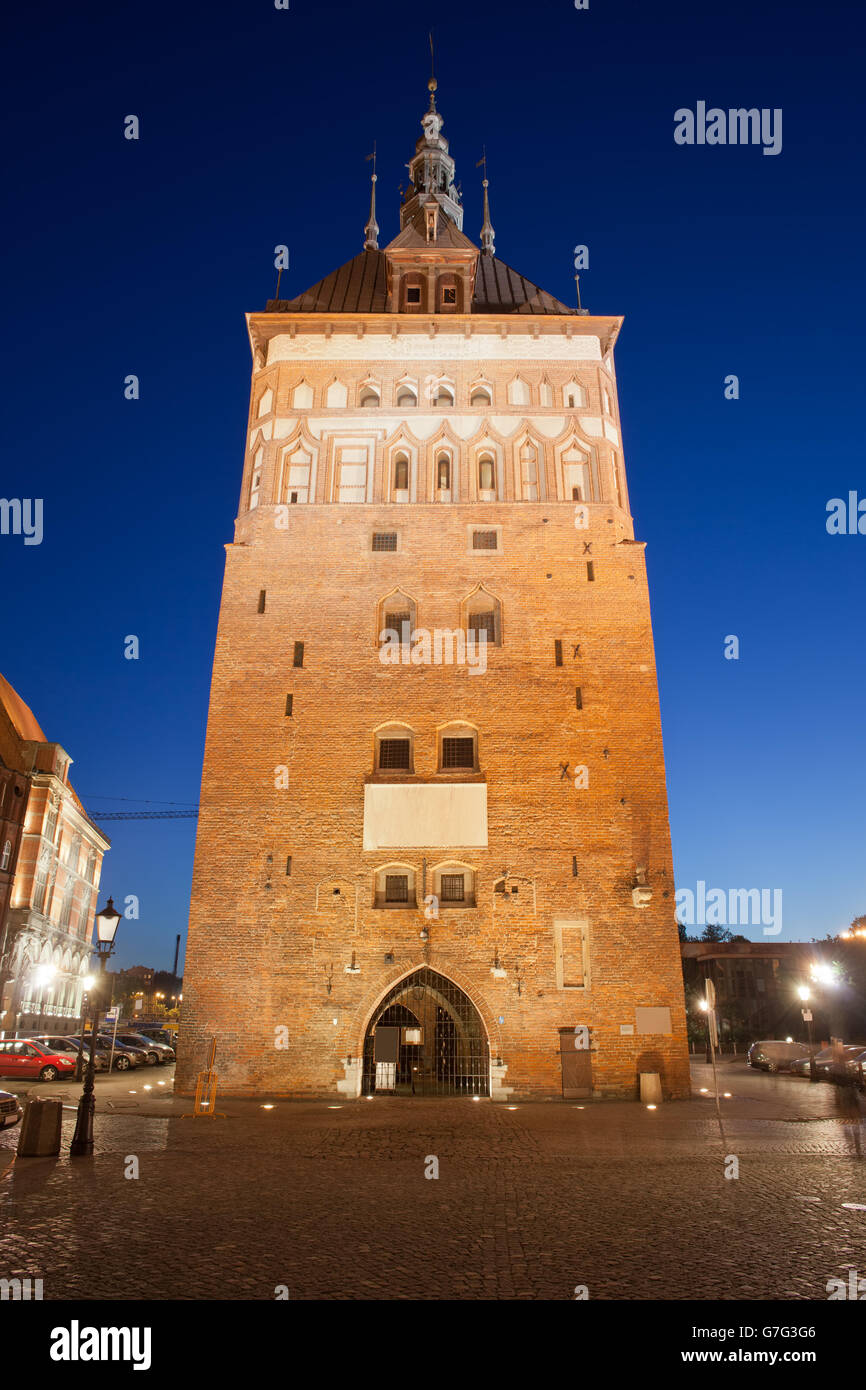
<box><xmin>363</xmin><ymin>144</ymin><xmax>379</xmax><ymax>251</ymax></box>
<box><xmin>398</xmin><ymin>64</ymin><xmax>464</xmax><ymax>231</ymax></box>
<box><xmin>477</xmin><ymin>148</ymin><xmax>495</xmax><ymax>256</ymax></box>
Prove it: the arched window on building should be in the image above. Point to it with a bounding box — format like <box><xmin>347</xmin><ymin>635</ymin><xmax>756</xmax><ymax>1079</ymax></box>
<box><xmin>431</xmin><ymin>862</ymin><xmax>477</xmax><ymax>909</ymax></box>
<box><xmin>464</xmin><ymin>589</ymin><xmax>502</xmax><ymax>648</ymax></box>
<box><xmin>519</xmin><ymin>440</ymin><xmax>539</xmax><ymax>501</ymax></box>
<box><xmin>436</xmin><ymin>453</ymin><xmax>451</xmax><ymax>494</ymax></box>
<box><xmin>393</xmin><ymin>454</ymin><xmax>410</xmax><ymax>500</ymax></box>
<box><xmin>374</xmin><ymin>863</ymin><xmax>418</xmax><ymax>909</ymax></box>
<box><xmin>396</xmin><ymin>385</ymin><xmax>417</xmax><ymax>407</ymax></box>
<box><xmin>379</xmin><ymin>592</ymin><xmax>416</xmax><ymax>650</ymax></box>
<box><xmin>438</xmin><ymin>723</ymin><xmax>479</xmax><ymax>772</ymax></box>
<box><xmin>359</xmin><ymin>385</ymin><xmax>380</xmax><ymax>408</ymax></box>
<box><xmin>433</xmin><ymin>384</ymin><xmax>454</xmax><ymax>408</ymax></box>
<box><xmin>374</xmin><ymin>725</ymin><xmax>414</xmax><ymax>774</ymax></box>
<box><xmin>470</xmin><ymin>386</ymin><xmax>491</xmax><ymax>407</ymax></box>
<box><xmin>478</xmin><ymin>455</ymin><xmax>497</xmax><ymax>499</ymax></box>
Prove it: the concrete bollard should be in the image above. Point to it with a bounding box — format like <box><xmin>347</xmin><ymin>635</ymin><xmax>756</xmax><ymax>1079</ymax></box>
<box><xmin>17</xmin><ymin>1097</ymin><xmax>63</xmax><ymax>1156</ymax></box>
<box><xmin>639</xmin><ymin>1071</ymin><xmax>663</xmax><ymax>1104</ymax></box>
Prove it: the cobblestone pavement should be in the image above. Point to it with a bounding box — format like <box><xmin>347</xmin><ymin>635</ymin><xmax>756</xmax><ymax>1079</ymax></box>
<box><xmin>2</xmin><ymin>1058</ymin><xmax>865</xmax><ymax>1300</ymax></box>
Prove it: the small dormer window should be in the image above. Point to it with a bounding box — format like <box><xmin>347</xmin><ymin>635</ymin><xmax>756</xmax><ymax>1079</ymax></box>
<box><xmin>425</xmin><ymin>206</ymin><xmax>439</xmax><ymax>241</ymax></box>
<box><xmin>441</xmin><ymin>286</ymin><xmax>456</xmax><ymax>305</ymax></box>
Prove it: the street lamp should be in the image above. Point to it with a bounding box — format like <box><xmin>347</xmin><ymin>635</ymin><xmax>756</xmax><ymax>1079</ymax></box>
<box><xmin>798</xmin><ymin>985</ymin><xmax>818</xmax><ymax>1083</ymax></box>
<box><xmin>70</xmin><ymin>897</ymin><xmax>122</xmax><ymax>1156</ymax></box>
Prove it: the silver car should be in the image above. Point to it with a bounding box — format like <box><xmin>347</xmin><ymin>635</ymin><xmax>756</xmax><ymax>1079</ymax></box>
<box><xmin>0</xmin><ymin>1088</ymin><xmax>22</xmax><ymax>1129</ymax></box>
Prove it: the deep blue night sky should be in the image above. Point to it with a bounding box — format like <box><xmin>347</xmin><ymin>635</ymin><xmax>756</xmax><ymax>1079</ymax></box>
<box><xmin>2</xmin><ymin>0</ymin><xmax>864</xmax><ymax>969</ymax></box>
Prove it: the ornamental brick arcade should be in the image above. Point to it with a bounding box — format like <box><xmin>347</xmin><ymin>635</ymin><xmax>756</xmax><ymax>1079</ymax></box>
<box><xmin>176</xmin><ymin>81</ymin><xmax>690</xmax><ymax>1101</ymax></box>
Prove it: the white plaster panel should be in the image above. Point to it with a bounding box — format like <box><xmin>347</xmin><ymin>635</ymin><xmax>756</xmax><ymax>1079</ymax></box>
<box><xmin>531</xmin><ymin>416</ymin><xmax>567</xmax><ymax>438</ymax></box>
<box><xmin>578</xmin><ymin>415</ymin><xmax>603</xmax><ymax>437</ymax></box>
<box><xmin>363</xmin><ymin>784</ymin><xmax>488</xmax><ymax>851</ymax></box>
<box><xmin>267</xmin><ymin>334</ymin><xmax>603</xmax><ymax>364</ymax></box>
<box><xmin>603</xmin><ymin>420</ymin><xmax>621</xmax><ymax>446</ymax></box>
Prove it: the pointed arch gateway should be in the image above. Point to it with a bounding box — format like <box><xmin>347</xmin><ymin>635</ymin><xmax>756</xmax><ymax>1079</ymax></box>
<box><xmin>361</xmin><ymin>966</ymin><xmax>490</xmax><ymax>1096</ymax></box>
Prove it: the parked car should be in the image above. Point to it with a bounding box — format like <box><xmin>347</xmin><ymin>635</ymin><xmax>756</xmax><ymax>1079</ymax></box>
<box><xmin>747</xmin><ymin>1040</ymin><xmax>810</xmax><ymax>1073</ymax></box>
<box><xmin>114</xmin><ymin>1031</ymin><xmax>175</xmax><ymax>1065</ymax></box>
<box><xmin>792</xmin><ymin>1045</ymin><xmax>866</xmax><ymax>1081</ymax></box>
<box><xmin>0</xmin><ymin>1088</ymin><xmax>23</xmax><ymax>1128</ymax></box>
<box><xmin>136</xmin><ymin>1025</ymin><xmax>177</xmax><ymax>1049</ymax></box>
<box><xmin>96</xmin><ymin>1035</ymin><xmax>148</xmax><ymax>1069</ymax></box>
<box><xmin>32</xmin><ymin>1036</ymin><xmax>109</xmax><ymax>1073</ymax></box>
<box><xmin>0</xmin><ymin>1039</ymin><xmax>78</xmax><ymax>1082</ymax></box>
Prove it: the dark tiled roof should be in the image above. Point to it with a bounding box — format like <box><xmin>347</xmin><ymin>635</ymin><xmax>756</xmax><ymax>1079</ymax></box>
<box><xmin>265</xmin><ymin>248</ymin><xmax>576</xmax><ymax>316</ymax></box>
<box><xmin>268</xmin><ymin>249</ymin><xmax>389</xmax><ymax>314</ymax></box>
<box><xmin>472</xmin><ymin>256</ymin><xmax>576</xmax><ymax>315</ymax></box>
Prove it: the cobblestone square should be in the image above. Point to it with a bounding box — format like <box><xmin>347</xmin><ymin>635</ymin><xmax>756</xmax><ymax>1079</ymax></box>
<box><xmin>2</xmin><ymin>1059</ymin><xmax>865</xmax><ymax>1301</ymax></box>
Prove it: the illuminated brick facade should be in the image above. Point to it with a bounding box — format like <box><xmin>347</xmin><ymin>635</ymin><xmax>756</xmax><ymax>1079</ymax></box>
<box><xmin>178</xmin><ymin>83</ymin><xmax>689</xmax><ymax>1100</ymax></box>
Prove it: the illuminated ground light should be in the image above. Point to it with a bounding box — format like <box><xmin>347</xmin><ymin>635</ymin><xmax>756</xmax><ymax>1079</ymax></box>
<box><xmin>327</xmin><ymin>1105</ymin><xmax>342</xmax><ymax>1109</ymax></box>
<box><xmin>699</xmin><ymin>1087</ymin><xmax>708</xmax><ymax>1093</ymax></box>
<box><xmin>261</xmin><ymin>1103</ymin><xmax>275</xmax><ymax>1110</ymax></box>
<box><xmin>365</xmin><ymin>1095</ymin><xmax>374</xmax><ymax>1100</ymax></box>
<box><xmin>143</xmin><ymin>1085</ymin><xmax>152</xmax><ymax>1091</ymax></box>
<box><xmin>128</xmin><ymin>1091</ymin><xmax>137</xmax><ymax>1095</ymax></box>
<box><xmin>646</xmin><ymin>1104</ymin><xmax>657</xmax><ymax>1110</ymax></box>
<box><xmin>157</xmin><ymin>1081</ymin><xmax>165</xmax><ymax>1087</ymax></box>
<box><xmin>723</xmin><ymin>1092</ymin><xmax>732</xmax><ymax>1098</ymax></box>
<box><xmin>506</xmin><ymin>1105</ymin><xmax>518</xmax><ymax>1111</ymax></box>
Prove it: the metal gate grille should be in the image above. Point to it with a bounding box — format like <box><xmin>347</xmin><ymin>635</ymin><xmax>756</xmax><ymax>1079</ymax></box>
<box><xmin>362</xmin><ymin>967</ymin><xmax>490</xmax><ymax>1097</ymax></box>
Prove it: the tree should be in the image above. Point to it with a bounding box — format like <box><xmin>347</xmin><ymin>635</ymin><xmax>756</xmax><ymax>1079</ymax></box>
<box><xmin>700</xmin><ymin>924</ymin><xmax>733</xmax><ymax>943</ymax></box>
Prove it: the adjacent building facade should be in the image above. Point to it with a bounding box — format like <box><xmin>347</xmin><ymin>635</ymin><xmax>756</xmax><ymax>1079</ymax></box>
<box><xmin>178</xmin><ymin>83</ymin><xmax>690</xmax><ymax>1100</ymax></box>
<box><xmin>0</xmin><ymin>673</ymin><xmax>110</xmax><ymax>1036</ymax></box>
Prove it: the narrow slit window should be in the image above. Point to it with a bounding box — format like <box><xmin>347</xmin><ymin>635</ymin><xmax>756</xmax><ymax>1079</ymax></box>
<box><xmin>554</xmin><ymin>639</ymin><xmax>563</xmax><ymax>666</ymax></box>
<box><xmin>293</xmin><ymin>641</ymin><xmax>304</xmax><ymax>667</ymax></box>
<box><xmin>437</xmin><ymin>456</ymin><xmax>450</xmax><ymax>490</ymax></box>
<box><xmin>572</xmin><ymin>855</ymin><xmax>579</xmax><ymax>877</ymax></box>
<box><xmin>286</xmin><ymin>856</ymin><xmax>292</xmax><ymax>876</ymax></box>
<box><xmin>575</xmin><ymin>687</ymin><xmax>583</xmax><ymax>710</ymax></box>
<box><xmin>258</xmin><ymin>590</ymin><xmax>266</xmax><ymax>614</ymax></box>
<box><xmin>478</xmin><ymin>458</ymin><xmax>495</xmax><ymax>492</ymax></box>
<box><xmin>587</xmin><ymin>562</ymin><xmax>595</xmax><ymax>582</ymax></box>
<box><xmin>394</xmin><ymin>457</ymin><xmax>409</xmax><ymax>491</ymax></box>
<box><xmin>572</xmin><ymin>487</ymin><xmax>582</xmax><ymax>501</ymax></box>
<box><xmin>285</xmin><ymin>694</ymin><xmax>293</xmax><ymax>716</ymax></box>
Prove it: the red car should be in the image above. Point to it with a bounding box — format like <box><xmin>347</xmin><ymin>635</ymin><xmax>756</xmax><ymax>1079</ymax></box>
<box><xmin>0</xmin><ymin>1039</ymin><xmax>78</xmax><ymax>1082</ymax></box>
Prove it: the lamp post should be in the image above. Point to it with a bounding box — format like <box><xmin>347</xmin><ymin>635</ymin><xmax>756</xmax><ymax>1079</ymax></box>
<box><xmin>798</xmin><ymin>985</ymin><xmax>818</xmax><ymax>1083</ymax></box>
<box><xmin>70</xmin><ymin>897</ymin><xmax>122</xmax><ymax>1156</ymax></box>
<box><xmin>75</xmin><ymin>974</ymin><xmax>95</xmax><ymax>1081</ymax></box>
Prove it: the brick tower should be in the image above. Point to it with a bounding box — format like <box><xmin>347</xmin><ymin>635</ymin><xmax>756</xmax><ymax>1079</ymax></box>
<box><xmin>177</xmin><ymin>80</ymin><xmax>690</xmax><ymax>1101</ymax></box>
